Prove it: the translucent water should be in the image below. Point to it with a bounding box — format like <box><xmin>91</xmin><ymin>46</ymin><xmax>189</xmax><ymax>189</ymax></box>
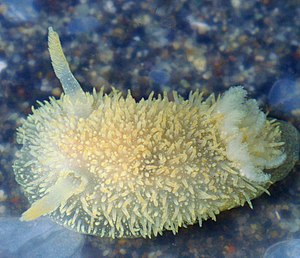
<box><xmin>268</xmin><ymin>79</ymin><xmax>300</xmax><ymax>115</ymax></box>
<box><xmin>0</xmin><ymin>217</ymin><xmax>84</xmax><ymax>258</ymax></box>
<box><xmin>2</xmin><ymin>0</ymin><xmax>38</xmax><ymax>23</ymax></box>
<box><xmin>263</xmin><ymin>239</ymin><xmax>300</xmax><ymax>258</ymax></box>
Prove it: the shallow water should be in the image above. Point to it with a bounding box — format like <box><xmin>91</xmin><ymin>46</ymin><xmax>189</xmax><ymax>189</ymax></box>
<box><xmin>0</xmin><ymin>217</ymin><xmax>84</xmax><ymax>257</ymax></box>
<box><xmin>0</xmin><ymin>0</ymin><xmax>299</xmax><ymax>257</ymax></box>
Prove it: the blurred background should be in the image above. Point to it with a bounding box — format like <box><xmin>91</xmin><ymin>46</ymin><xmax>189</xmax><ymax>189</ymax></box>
<box><xmin>0</xmin><ymin>0</ymin><xmax>299</xmax><ymax>257</ymax></box>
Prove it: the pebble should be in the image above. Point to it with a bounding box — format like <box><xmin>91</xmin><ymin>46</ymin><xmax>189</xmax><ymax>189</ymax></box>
<box><xmin>231</xmin><ymin>0</ymin><xmax>241</xmax><ymax>9</ymax></box>
<box><xmin>148</xmin><ymin>69</ymin><xmax>170</xmax><ymax>85</ymax></box>
<box><xmin>66</xmin><ymin>16</ymin><xmax>100</xmax><ymax>35</ymax></box>
<box><xmin>0</xmin><ymin>189</ymin><xmax>7</xmax><ymax>201</ymax></box>
<box><xmin>0</xmin><ymin>60</ymin><xmax>7</xmax><ymax>73</ymax></box>
<box><xmin>103</xmin><ymin>1</ymin><xmax>116</xmax><ymax>14</ymax></box>
<box><xmin>188</xmin><ymin>18</ymin><xmax>211</xmax><ymax>35</ymax></box>
<box><xmin>0</xmin><ymin>205</ymin><xmax>6</xmax><ymax>214</ymax></box>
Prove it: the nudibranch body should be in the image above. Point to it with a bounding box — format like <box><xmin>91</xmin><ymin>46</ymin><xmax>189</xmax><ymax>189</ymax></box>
<box><xmin>13</xmin><ymin>27</ymin><xmax>299</xmax><ymax>238</ymax></box>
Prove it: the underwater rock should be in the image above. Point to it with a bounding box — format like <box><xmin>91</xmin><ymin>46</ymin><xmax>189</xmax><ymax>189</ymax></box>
<box><xmin>0</xmin><ymin>217</ymin><xmax>84</xmax><ymax>258</ymax></box>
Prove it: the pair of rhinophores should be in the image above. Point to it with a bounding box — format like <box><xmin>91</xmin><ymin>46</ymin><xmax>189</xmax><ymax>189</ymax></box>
<box><xmin>13</xmin><ymin>27</ymin><xmax>299</xmax><ymax>238</ymax></box>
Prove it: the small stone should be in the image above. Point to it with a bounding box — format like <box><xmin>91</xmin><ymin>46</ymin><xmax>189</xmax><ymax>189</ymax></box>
<box><xmin>0</xmin><ymin>59</ymin><xmax>7</xmax><ymax>73</ymax></box>
<box><xmin>231</xmin><ymin>0</ymin><xmax>241</xmax><ymax>9</ymax></box>
<box><xmin>103</xmin><ymin>1</ymin><xmax>116</xmax><ymax>13</ymax></box>
<box><xmin>190</xmin><ymin>20</ymin><xmax>211</xmax><ymax>35</ymax></box>
<box><xmin>119</xmin><ymin>248</ymin><xmax>126</xmax><ymax>255</ymax></box>
<box><xmin>0</xmin><ymin>205</ymin><xmax>6</xmax><ymax>214</ymax></box>
<box><xmin>0</xmin><ymin>189</ymin><xmax>7</xmax><ymax>202</ymax></box>
<box><xmin>255</xmin><ymin>55</ymin><xmax>265</xmax><ymax>62</ymax></box>
<box><xmin>66</xmin><ymin>16</ymin><xmax>100</xmax><ymax>35</ymax></box>
<box><xmin>102</xmin><ymin>249</ymin><xmax>110</xmax><ymax>256</ymax></box>
<box><xmin>149</xmin><ymin>69</ymin><xmax>170</xmax><ymax>85</ymax></box>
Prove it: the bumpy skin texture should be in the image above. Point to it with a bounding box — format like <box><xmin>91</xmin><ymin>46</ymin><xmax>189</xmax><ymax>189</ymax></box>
<box><xmin>13</xmin><ymin>28</ymin><xmax>299</xmax><ymax>239</ymax></box>
<box><xmin>13</xmin><ymin>87</ymin><xmax>298</xmax><ymax>238</ymax></box>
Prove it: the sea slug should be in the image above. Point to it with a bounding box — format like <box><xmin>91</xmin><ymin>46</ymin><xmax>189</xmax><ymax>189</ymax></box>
<box><xmin>13</xmin><ymin>27</ymin><xmax>299</xmax><ymax>238</ymax></box>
